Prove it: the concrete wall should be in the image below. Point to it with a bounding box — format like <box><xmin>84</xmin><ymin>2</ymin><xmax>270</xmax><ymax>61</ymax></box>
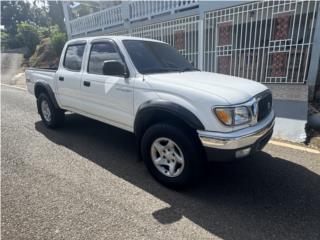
<box><xmin>266</xmin><ymin>84</ymin><xmax>308</xmax><ymax>142</ymax></box>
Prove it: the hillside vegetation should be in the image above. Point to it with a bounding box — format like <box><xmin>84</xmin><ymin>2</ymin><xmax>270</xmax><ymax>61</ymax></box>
<box><xmin>1</xmin><ymin>1</ymin><xmax>67</xmax><ymax>68</ymax></box>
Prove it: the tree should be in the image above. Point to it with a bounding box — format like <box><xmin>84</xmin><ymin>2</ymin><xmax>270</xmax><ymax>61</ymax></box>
<box><xmin>50</xmin><ymin>30</ymin><xmax>67</xmax><ymax>56</ymax></box>
<box><xmin>31</xmin><ymin>1</ymin><xmax>50</xmax><ymax>27</ymax></box>
<box><xmin>1</xmin><ymin>0</ymin><xmax>52</xmax><ymax>35</ymax></box>
<box><xmin>1</xmin><ymin>0</ymin><xmax>67</xmax><ymax>54</ymax></box>
<box><xmin>16</xmin><ymin>22</ymin><xmax>40</xmax><ymax>56</ymax></box>
<box><xmin>1</xmin><ymin>31</ymin><xmax>9</xmax><ymax>50</ymax></box>
<box><xmin>1</xmin><ymin>1</ymin><xmax>34</xmax><ymax>35</ymax></box>
<box><xmin>47</xmin><ymin>1</ymin><xmax>65</xmax><ymax>31</ymax></box>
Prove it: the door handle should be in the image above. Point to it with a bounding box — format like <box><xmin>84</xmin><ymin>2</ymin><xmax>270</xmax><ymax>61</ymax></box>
<box><xmin>83</xmin><ymin>81</ymin><xmax>91</xmax><ymax>87</ymax></box>
<box><xmin>58</xmin><ymin>76</ymin><xmax>64</xmax><ymax>81</ymax></box>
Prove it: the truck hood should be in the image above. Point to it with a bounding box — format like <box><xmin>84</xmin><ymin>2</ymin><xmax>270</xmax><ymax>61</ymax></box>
<box><xmin>145</xmin><ymin>71</ymin><xmax>268</xmax><ymax>104</ymax></box>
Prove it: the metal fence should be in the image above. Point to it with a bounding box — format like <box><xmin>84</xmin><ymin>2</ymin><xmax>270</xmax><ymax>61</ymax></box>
<box><xmin>131</xmin><ymin>15</ymin><xmax>200</xmax><ymax>67</ymax></box>
<box><xmin>110</xmin><ymin>29</ymin><xmax>129</xmax><ymax>36</ymax></box>
<box><xmin>204</xmin><ymin>1</ymin><xmax>318</xmax><ymax>84</ymax></box>
<box><xmin>69</xmin><ymin>1</ymin><xmax>319</xmax><ymax>84</ymax></box>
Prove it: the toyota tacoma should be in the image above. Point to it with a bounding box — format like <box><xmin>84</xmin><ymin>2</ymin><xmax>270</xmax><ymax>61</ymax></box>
<box><xmin>26</xmin><ymin>36</ymin><xmax>274</xmax><ymax>188</ymax></box>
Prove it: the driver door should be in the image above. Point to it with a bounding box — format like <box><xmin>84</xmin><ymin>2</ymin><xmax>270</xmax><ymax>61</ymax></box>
<box><xmin>80</xmin><ymin>40</ymin><xmax>134</xmax><ymax>129</ymax></box>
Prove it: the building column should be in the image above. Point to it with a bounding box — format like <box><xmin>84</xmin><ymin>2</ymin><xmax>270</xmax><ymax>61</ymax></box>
<box><xmin>121</xmin><ymin>1</ymin><xmax>132</xmax><ymax>35</ymax></box>
<box><xmin>307</xmin><ymin>3</ymin><xmax>320</xmax><ymax>100</ymax></box>
<box><xmin>62</xmin><ymin>2</ymin><xmax>72</xmax><ymax>39</ymax></box>
<box><xmin>197</xmin><ymin>2</ymin><xmax>206</xmax><ymax>71</ymax></box>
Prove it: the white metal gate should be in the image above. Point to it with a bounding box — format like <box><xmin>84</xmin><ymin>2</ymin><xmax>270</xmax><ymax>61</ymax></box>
<box><xmin>204</xmin><ymin>1</ymin><xmax>319</xmax><ymax>83</ymax></box>
<box><xmin>131</xmin><ymin>15</ymin><xmax>200</xmax><ymax>67</ymax></box>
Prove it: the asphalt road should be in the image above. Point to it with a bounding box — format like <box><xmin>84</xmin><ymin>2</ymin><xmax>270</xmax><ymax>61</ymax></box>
<box><xmin>1</xmin><ymin>85</ymin><xmax>320</xmax><ymax>240</ymax></box>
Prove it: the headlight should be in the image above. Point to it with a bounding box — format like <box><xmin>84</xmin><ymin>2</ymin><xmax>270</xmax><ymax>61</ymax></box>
<box><xmin>214</xmin><ymin>106</ymin><xmax>251</xmax><ymax>126</ymax></box>
<box><xmin>234</xmin><ymin>106</ymin><xmax>250</xmax><ymax>125</ymax></box>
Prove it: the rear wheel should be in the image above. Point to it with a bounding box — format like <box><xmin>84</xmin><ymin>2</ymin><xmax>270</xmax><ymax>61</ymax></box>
<box><xmin>38</xmin><ymin>93</ymin><xmax>64</xmax><ymax>128</ymax></box>
<box><xmin>141</xmin><ymin>123</ymin><xmax>204</xmax><ymax>188</ymax></box>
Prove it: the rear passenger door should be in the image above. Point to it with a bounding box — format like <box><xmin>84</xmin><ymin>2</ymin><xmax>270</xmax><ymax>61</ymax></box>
<box><xmin>80</xmin><ymin>40</ymin><xmax>134</xmax><ymax>129</ymax></box>
<box><xmin>57</xmin><ymin>43</ymin><xmax>86</xmax><ymax>110</ymax></box>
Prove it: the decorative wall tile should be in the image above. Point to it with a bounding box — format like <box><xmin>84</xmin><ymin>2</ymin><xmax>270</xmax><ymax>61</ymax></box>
<box><xmin>174</xmin><ymin>30</ymin><xmax>185</xmax><ymax>50</ymax></box>
<box><xmin>218</xmin><ymin>21</ymin><xmax>232</xmax><ymax>46</ymax></box>
<box><xmin>218</xmin><ymin>56</ymin><xmax>231</xmax><ymax>74</ymax></box>
<box><xmin>273</xmin><ymin>12</ymin><xmax>293</xmax><ymax>40</ymax></box>
<box><xmin>270</xmin><ymin>52</ymin><xmax>289</xmax><ymax>77</ymax></box>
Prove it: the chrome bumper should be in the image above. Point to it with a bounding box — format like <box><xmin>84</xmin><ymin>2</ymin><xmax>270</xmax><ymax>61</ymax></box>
<box><xmin>198</xmin><ymin>113</ymin><xmax>275</xmax><ymax>150</ymax></box>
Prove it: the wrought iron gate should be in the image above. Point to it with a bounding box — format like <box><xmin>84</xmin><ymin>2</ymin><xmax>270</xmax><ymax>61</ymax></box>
<box><xmin>99</xmin><ymin>1</ymin><xmax>319</xmax><ymax>84</ymax></box>
<box><xmin>131</xmin><ymin>15</ymin><xmax>200</xmax><ymax>68</ymax></box>
<box><xmin>204</xmin><ymin>1</ymin><xmax>319</xmax><ymax>83</ymax></box>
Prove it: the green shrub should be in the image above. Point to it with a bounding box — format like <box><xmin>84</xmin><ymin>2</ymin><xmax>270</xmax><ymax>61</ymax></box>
<box><xmin>37</xmin><ymin>26</ymin><xmax>50</xmax><ymax>39</ymax></box>
<box><xmin>37</xmin><ymin>25</ymin><xmax>60</xmax><ymax>39</ymax></box>
<box><xmin>1</xmin><ymin>31</ymin><xmax>9</xmax><ymax>50</ymax></box>
<box><xmin>2</xmin><ymin>31</ymin><xmax>24</xmax><ymax>50</ymax></box>
<box><xmin>50</xmin><ymin>30</ymin><xmax>66</xmax><ymax>57</ymax></box>
<box><xmin>29</xmin><ymin>38</ymin><xmax>59</xmax><ymax>67</ymax></box>
<box><xmin>16</xmin><ymin>22</ymin><xmax>39</xmax><ymax>57</ymax></box>
<box><xmin>7</xmin><ymin>36</ymin><xmax>24</xmax><ymax>50</ymax></box>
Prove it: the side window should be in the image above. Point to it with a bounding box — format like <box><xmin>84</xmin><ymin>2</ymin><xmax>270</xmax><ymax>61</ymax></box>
<box><xmin>88</xmin><ymin>42</ymin><xmax>123</xmax><ymax>75</ymax></box>
<box><xmin>63</xmin><ymin>44</ymin><xmax>85</xmax><ymax>71</ymax></box>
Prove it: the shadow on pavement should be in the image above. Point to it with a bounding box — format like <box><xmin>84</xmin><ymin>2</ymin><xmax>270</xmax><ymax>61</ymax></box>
<box><xmin>35</xmin><ymin>114</ymin><xmax>320</xmax><ymax>240</ymax></box>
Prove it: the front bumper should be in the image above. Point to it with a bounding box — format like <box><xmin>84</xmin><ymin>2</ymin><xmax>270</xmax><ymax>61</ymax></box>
<box><xmin>198</xmin><ymin>112</ymin><xmax>275</xmax><ymax>161</ymax></box>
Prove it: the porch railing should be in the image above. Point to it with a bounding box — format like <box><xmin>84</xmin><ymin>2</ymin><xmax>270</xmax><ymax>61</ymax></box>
<box><xmin>68</xmin><ymin>0</ymin><xmax>199</xmax><ymax>36</ymax></box>
<box><xmin>69</xmin><ymin>5</ymin><xmax>123</xmax><ymax>36</ymax></box>
<box><xmin>129</xmin><ymin>0</ymin><xmax>199</xmax><ymax>21</ymax></box>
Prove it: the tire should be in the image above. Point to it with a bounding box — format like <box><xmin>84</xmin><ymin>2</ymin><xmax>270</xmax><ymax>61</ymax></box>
<box><xmin>37</xmin><ymin>93</ymin><xmax>64</xmax><ymax>128</ymax></box>
<box><xmin>141</xmin><ymin>123</ymin><xmax>204</xmax><ymax>189</ymax></box>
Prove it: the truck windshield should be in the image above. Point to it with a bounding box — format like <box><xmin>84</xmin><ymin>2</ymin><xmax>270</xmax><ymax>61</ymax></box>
<box><xmin>122</xmin><ymin>40</ymin><xmax>197</xmax><ymax>74</ymax></box>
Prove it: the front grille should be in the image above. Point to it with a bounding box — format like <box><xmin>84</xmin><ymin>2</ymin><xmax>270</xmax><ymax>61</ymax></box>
<box><xmin>257</xmin><ymin>91</ymin><xmax>272</xmax><ymax>122</ymax></box>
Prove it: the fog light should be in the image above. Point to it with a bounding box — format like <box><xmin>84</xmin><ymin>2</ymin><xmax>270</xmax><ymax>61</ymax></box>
<box><xmin>236</xmin><ymin>147</ymin><xmax>251</xmax><ymax>158</ymax></box>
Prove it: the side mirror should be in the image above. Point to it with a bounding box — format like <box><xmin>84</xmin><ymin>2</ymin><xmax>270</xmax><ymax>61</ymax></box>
<box><xmin>102</xmin><ymin>60</ymin><xmax>128</xmax><ymax>77</ymax></box>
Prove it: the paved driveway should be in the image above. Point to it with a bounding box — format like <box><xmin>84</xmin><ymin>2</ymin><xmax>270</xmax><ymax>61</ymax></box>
<box><xmin>1</xmin><ymin>85</ymin><xmax>320</xmax><ymax>240</ymax></box>
<box><xmin>1</xmin><ymin>53</ymin><xmax>24</xmax><ymax>85</ymax></box>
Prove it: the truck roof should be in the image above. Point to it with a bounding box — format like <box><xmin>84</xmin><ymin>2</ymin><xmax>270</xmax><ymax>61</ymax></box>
<box><xmin>66</xmin><ymin>36</ymin><xmax>164</xmax><ymax>45</ymax></box>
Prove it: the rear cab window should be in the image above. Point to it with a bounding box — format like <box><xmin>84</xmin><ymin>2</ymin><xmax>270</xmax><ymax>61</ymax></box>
<box><xmin>63</xmin><ymin>44</ymin><xmax>86</xmax><ymax>71</ymax></box>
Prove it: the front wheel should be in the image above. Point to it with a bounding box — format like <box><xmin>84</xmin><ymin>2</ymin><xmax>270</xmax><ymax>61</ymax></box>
<box><xmin>141</xmin><ymin>123</ymin><xmax>204</xmax><ymax>189</ymax></box>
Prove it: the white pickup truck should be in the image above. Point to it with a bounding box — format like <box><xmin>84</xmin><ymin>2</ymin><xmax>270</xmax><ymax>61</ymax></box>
<box><xmin>26</xmin><ymin>36</ymin><xmax>274</xmax><ymax>188</ymax></box>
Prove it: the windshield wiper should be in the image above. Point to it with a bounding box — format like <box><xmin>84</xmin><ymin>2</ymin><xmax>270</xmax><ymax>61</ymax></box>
<box><xmin>181</xmin><ymin>67</ymin><xmax>201</xmax><ymax>72</ymax></box>
<box><xmin>142</xmin><ymin>66</ymin><xmax>200</xmax><ymax>74</ymax></box>
<box><xmin>142</xmin><ymin>67</ymin><xmax>181</xmax><ymax>74</ymax></box>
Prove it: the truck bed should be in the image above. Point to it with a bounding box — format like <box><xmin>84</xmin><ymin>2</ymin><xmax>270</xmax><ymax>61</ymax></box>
<box><xmin>25</xmin><ymin>68</ymin><xmax>57</xmax><ymax>95</ymax></box>
<box><xmin>27</xmin><ymin>67</ymin><xmax>58</xmax><ymax>72</ymax></box>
